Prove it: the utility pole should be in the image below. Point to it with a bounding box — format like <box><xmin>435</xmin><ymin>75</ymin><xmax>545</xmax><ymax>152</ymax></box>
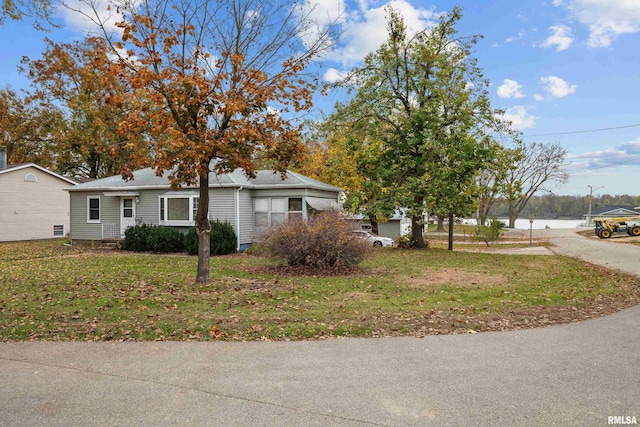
<box><xmin>587</xmin><ymin>185</ymin><xmax>604</xmax><ymax>226</ymax></box>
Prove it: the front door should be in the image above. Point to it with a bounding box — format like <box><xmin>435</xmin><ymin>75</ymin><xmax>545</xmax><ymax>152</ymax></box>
<box><xmin>121</xmin><ymin>197</ymin><xmax>136</xmax><ymax>236</ymax></box>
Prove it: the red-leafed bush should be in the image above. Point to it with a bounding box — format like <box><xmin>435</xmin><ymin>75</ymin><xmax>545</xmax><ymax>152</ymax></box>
<box><xmin>258</xmin><ymin>210</ymin><xmax>371</xmax><ymax>268</ymax></box>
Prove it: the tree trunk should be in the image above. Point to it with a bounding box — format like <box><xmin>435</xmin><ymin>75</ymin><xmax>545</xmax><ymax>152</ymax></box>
<box><xmin>436</xmin><ymin>215</ymin><xmax>445</xmax><ymax>232</ymax></box>
<box><xmin>411</xmin><ymin>195</ymin><xmax>426</xmax><ymax>248</ymax></box>
<box><xmin>370</xmin><ymin>216</ymin><xmax>379</xmax><ymax>236</ymax></box>
<box><xmin>508</xmin><ymin>204</ymin><xmax>516</xmax><ymax>228</ymax></box>
<box><xmin>411</xmin><ymin>215</ymin><xmax>426</xmax><ymax>248</ymax></box>
<box><xmin>447</xmin><ymin>211</ymin><xmax>454</xmax><ymax>251</ymax></box>
<box><xmin>195</xmin><ymin>167</ymin><xmax>211</xmax><ymax>283</ymax></box>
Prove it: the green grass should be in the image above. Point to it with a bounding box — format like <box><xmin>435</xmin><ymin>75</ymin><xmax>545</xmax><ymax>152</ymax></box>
<box><xmin>0</xmin><ymin>240</ymin><xmax>638</xmax><ymax>341</ymax></box>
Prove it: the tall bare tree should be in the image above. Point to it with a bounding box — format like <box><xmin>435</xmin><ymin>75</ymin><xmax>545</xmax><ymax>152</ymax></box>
<box><xmin>503</xmin><ymin>141</ymin><xmax>568</xmax><ymax>228</ymax></box>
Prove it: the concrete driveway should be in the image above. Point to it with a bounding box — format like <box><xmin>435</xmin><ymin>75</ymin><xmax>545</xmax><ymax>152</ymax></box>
<box><xmin>547</xmin><ymin>228</ymin><xmax>640</xmax><ymax>276</ymax></box>
<box><xmin>1</xmin><ymin>229</ymin><xmax>639</xmax><ymax>426</ymax></box>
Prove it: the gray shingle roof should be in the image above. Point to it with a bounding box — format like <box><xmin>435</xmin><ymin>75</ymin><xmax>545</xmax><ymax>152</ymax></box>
<box><xmin>67</xmin><ymin>167</ymin><xmax>342</xmax><ymax>193</ymax></box>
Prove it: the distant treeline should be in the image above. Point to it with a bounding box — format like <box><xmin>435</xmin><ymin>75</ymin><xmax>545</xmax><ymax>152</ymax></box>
<box><xmin>488</xmin><ymin>194</ymin><xmax>640</xmax><ymax>219</ymax></box>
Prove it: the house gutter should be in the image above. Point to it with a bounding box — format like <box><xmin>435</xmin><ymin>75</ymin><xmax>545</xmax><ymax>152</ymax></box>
<box><xmin>236</xmin><ymin>186</ymin><xmax>243</xmax><ymax>251</ymax></box>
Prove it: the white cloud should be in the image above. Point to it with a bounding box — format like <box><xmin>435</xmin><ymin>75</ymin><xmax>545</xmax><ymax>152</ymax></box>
<box><xmin>567</xmin><ymin>139</ymin><xmax>640</xmax><ymax>169</ymax></box>
<box><xmin>497</xmin><ymin>79</ymin><xmax>525</xmax><ymax>99</ymax></box>
<box><xmin>541</xmin><ymin>25</ymin><xmax>573</xmax><ymax>51</ymax></box>
<box><xmin>554</xmin><ymin>0</ymin><xmax>640</xmax><ymax>47</ymax></box>
<box><xmin>533</xmin><ymin>94</ymin><xmax>544</xmax><ymax>101</ymax></box>
<box><xmin>298</xmin><ymin>0</ymin><xmax>346</xmax><ymax>48</ymax></box>
<box><xmin>303</xmin><ymin>0</ymin><xmax>345</xmax><ymax>27</ymax></box>
<box><xmin>323</xmin><ymin>68</ymin><xmax>348</xmax><ymax>83</ymax></box>
<box><xmin>505</xmin><ymin>31</ymin><xmax>525</xmax><ymax>43</ymax></box>
<box><xmin>540</xmin><ymin>76</ymin><xmax>577</xmax><ymax>98</ymax></box>
<box><xmin>326</xmin><ymin>0</ymin><xmax>439</xmax><ymax>66</ymax></box>
<box><xmin>498</xmin><ymin>106</ymin><xmax>538</xmax><ymax>130</ymax></box>
<box><xmin>492</xmin><ymin>30</ymin><xmax>526</xmax><ymax>48</ymax></box>
<box><xmin>59</xmin><ymin>0</ymin><xmax>130</xmax><ymax>35</ymax></box>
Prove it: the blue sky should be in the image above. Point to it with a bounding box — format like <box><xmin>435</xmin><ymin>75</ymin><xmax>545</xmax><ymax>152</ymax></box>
<box><xmin>1</xmin><ymin>0</ymin><xmax>639</xmax><ymax>196</ymax></box>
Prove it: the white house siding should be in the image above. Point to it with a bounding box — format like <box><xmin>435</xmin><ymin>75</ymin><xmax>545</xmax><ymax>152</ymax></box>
<box><xmin>209</xmin><ymin>188</ymin><xmax>236</xmax><ymax>227</ymax></box>
<box><xmin>0</xmin><ymin>166</ymin><xmax>71</xmax><ymax>242</ymax></box>
<box><xmin>238</xmin><ymin>189</ymin><xmax>254</xmax><ymax>245</ymax></box>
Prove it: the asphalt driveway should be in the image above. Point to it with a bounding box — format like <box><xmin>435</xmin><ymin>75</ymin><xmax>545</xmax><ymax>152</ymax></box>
<box><xmin>1</xmin><ymin>229</ymin><xmax>639</xmax><ymax>426</ymax></box>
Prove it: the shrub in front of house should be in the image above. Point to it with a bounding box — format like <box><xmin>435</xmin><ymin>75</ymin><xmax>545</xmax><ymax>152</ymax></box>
<box><xmin>146</xmin><ymin>226</ymin><xmax>185</xmax><ymax>253</ymax></box>
<box><xmin>124</xmin><ymin>224</ymin><xmax>184</xmax><ymax>253</ymax></box>
<box><xmin>123</xmin><ymin>224</ymin><xmax>153</xmax><ymax>252</ymax></box>
<box><xmin>184</xmin><ymin>220</ymin><xmax>237</xmax><ymax>256</ymax></box>
<box><xmin>258</xmin><ymin>210</ymin><xmax>371</xmax><ymax>268</ymax></box>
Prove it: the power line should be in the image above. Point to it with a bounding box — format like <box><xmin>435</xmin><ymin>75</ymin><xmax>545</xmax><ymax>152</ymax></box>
<box><xmin>521</xmin><ymin>123</ymin><xmax>640</xmax><ymax>138</ymax></box>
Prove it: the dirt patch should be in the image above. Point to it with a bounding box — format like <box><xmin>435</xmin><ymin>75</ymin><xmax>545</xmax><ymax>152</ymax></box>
<box><xmin>406</xmin><ymin>268</ymin><xmax>509</xmax><ymax>288</ymax></box>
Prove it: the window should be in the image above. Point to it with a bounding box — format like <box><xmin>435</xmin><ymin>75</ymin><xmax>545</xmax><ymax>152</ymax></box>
<box><xmin>123</xmin><ymin>199</ymin><xmax>134</xmax><ymax>218</ymax></box>
<box><xmin>159</xmin><ymin>195</ymin><xmax>199</xmax><ymax>225</ymax></box>
<box><xmin>254</xmin><ymin>198</ymin><xmax>268</xmax><ymax>227</ymax></box>
<box><xmin>271</xmin><ymin>198</ymin><xmax>286</xmax><ymax>225</ymax></box>
<box><xmin>288</xmin><ymin>198</ymin><xmax>303</xmax><ymax>222</ymax></box>
<box><xmin>87</xmin><ymin>197</ymin><xmax>100</xmax><ymax>223</ymax></box>
<box><xmin>193</xmin><ymin>197</ymin><xmax>199</xmax><ymax>220</ymax></box>
<box><xmin>25</xmin><ymin>173</ymin><xmax>37</xmax><ymax>182</ymax></box>
<box><xmin>52</xmin><ymin>224</ymin><xmax>65</xmax><ymax>237</ymax></box>
<box><xmin>254</xmin><ymin>197</ymin><xmax>304</xmax><ymax>227</ymax></box>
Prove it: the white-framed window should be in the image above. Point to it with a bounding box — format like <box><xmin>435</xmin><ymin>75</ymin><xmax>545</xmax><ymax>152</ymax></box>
<box><xmin>254</xmin><ymin>198</ymin><xmax>268</xmax><ymax>227</ymax></box>
<box><xmin>52</xmin><ymin>224</ymin><xmax>65</xmax><ymax>237</ymax></box>
<box><xmin>122</xmin><ymin>198</ymin><xmax>134</xmax><ymax>218</ymax></box>
<box><xmin>87</xmin><ymin>196</ymin><xmax>101</xmax><ymax>223</ymax></box>
<box><xmin>24</xmin><ymin>173</ymin><xmax>37</xmax><ymax>182</ymax></box>
<box><xmin>288</xmin><ymin>198</ymin><xmax>303</xmax><ymax>222</ymax></box>
<box><xmin>159</xmin><ymin>195</ymin><xmax>200</xmax><ymax>225</ymax></box>
<box><xmin>271</xmin><ymin>198</ymin><xmax>286</xmax><ymax>225</ymax></box>
<box><xmin>254</xmin><ymin>197</ymin><xmax>304</xmax><ymax>227</ymax></box>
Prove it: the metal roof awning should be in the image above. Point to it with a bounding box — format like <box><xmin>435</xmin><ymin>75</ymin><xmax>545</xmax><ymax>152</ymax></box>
<box><xmin>102</xmin><ymin>191</ymin><xmax>141</xmax><ymax>197</ymax></box>
<box><xmin>306</xmin><ymin>197</ymin><xmax>339</xmax><ymax>211</ymax></box>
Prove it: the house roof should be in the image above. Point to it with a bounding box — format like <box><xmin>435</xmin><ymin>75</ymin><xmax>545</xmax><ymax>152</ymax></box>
<box><xmin>592</xmin><ymin>205</ymin><xmax>640</xmax><ymax>216</ymax></box>
<box><xmin>67</xmin><ymin>167</ymin><xmax>342</xmax><ymax>193</ymax></box>
<box><xmin>0</xmin><ymin>163</ymin><xmax>78</xmax><ymax>186</ymax></box>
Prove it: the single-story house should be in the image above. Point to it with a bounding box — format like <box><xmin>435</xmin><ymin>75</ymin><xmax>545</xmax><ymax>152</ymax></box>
<box><xmin>0</xmin><ymin>148</ymin><xmax>78</xmax><ymax>242</ymax></box>
<box><xmin>586</xmin><ymin>205</ymin><xmax>640</xmax><ymax>225</ymax></box>
<box><xmin>66</xmin><ymin>167</ymin><xmax>342</xmax><ymax>250</ymax></box>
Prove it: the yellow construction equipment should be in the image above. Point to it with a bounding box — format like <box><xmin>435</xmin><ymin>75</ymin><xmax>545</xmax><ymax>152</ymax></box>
<box><xmin>594</xmin><ymin>217</ymin><xmax>640</xmax><ymax>239</ymax></box>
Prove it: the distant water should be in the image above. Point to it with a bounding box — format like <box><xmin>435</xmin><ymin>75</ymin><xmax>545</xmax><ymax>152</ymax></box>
<box><xmin>509</xmin><ymin>219</ymin><xmax>584</xmax><ymax>230</ymax></box>
<box><xmin>463</xmin><ymin>218</ymin><xmax>585</xmax><ymax>230</ymax></box>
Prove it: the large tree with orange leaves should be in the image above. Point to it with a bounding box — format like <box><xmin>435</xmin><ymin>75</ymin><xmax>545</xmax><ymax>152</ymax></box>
<box><xmin>76</xmin><ymin>0</ymin><xmax>337</xmax><ymax>282</ymax></box>
<box><xmin>21</xmin><ymin>36</ymin><xmax>147</xmax><ymax>178</ymax></box>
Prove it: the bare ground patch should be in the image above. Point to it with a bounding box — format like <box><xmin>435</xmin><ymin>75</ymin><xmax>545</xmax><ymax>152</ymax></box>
<box><xmin>405</xmin><ymin>268</ymin><xmax>509</xmax><ymax>288</ymax></box>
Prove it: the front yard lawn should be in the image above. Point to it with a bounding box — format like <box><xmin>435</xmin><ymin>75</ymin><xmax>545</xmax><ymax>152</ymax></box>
<box><xmin>1</xmin><ymin>240</ymin><xmax>638</xmax><ymax>341</ymax></box>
